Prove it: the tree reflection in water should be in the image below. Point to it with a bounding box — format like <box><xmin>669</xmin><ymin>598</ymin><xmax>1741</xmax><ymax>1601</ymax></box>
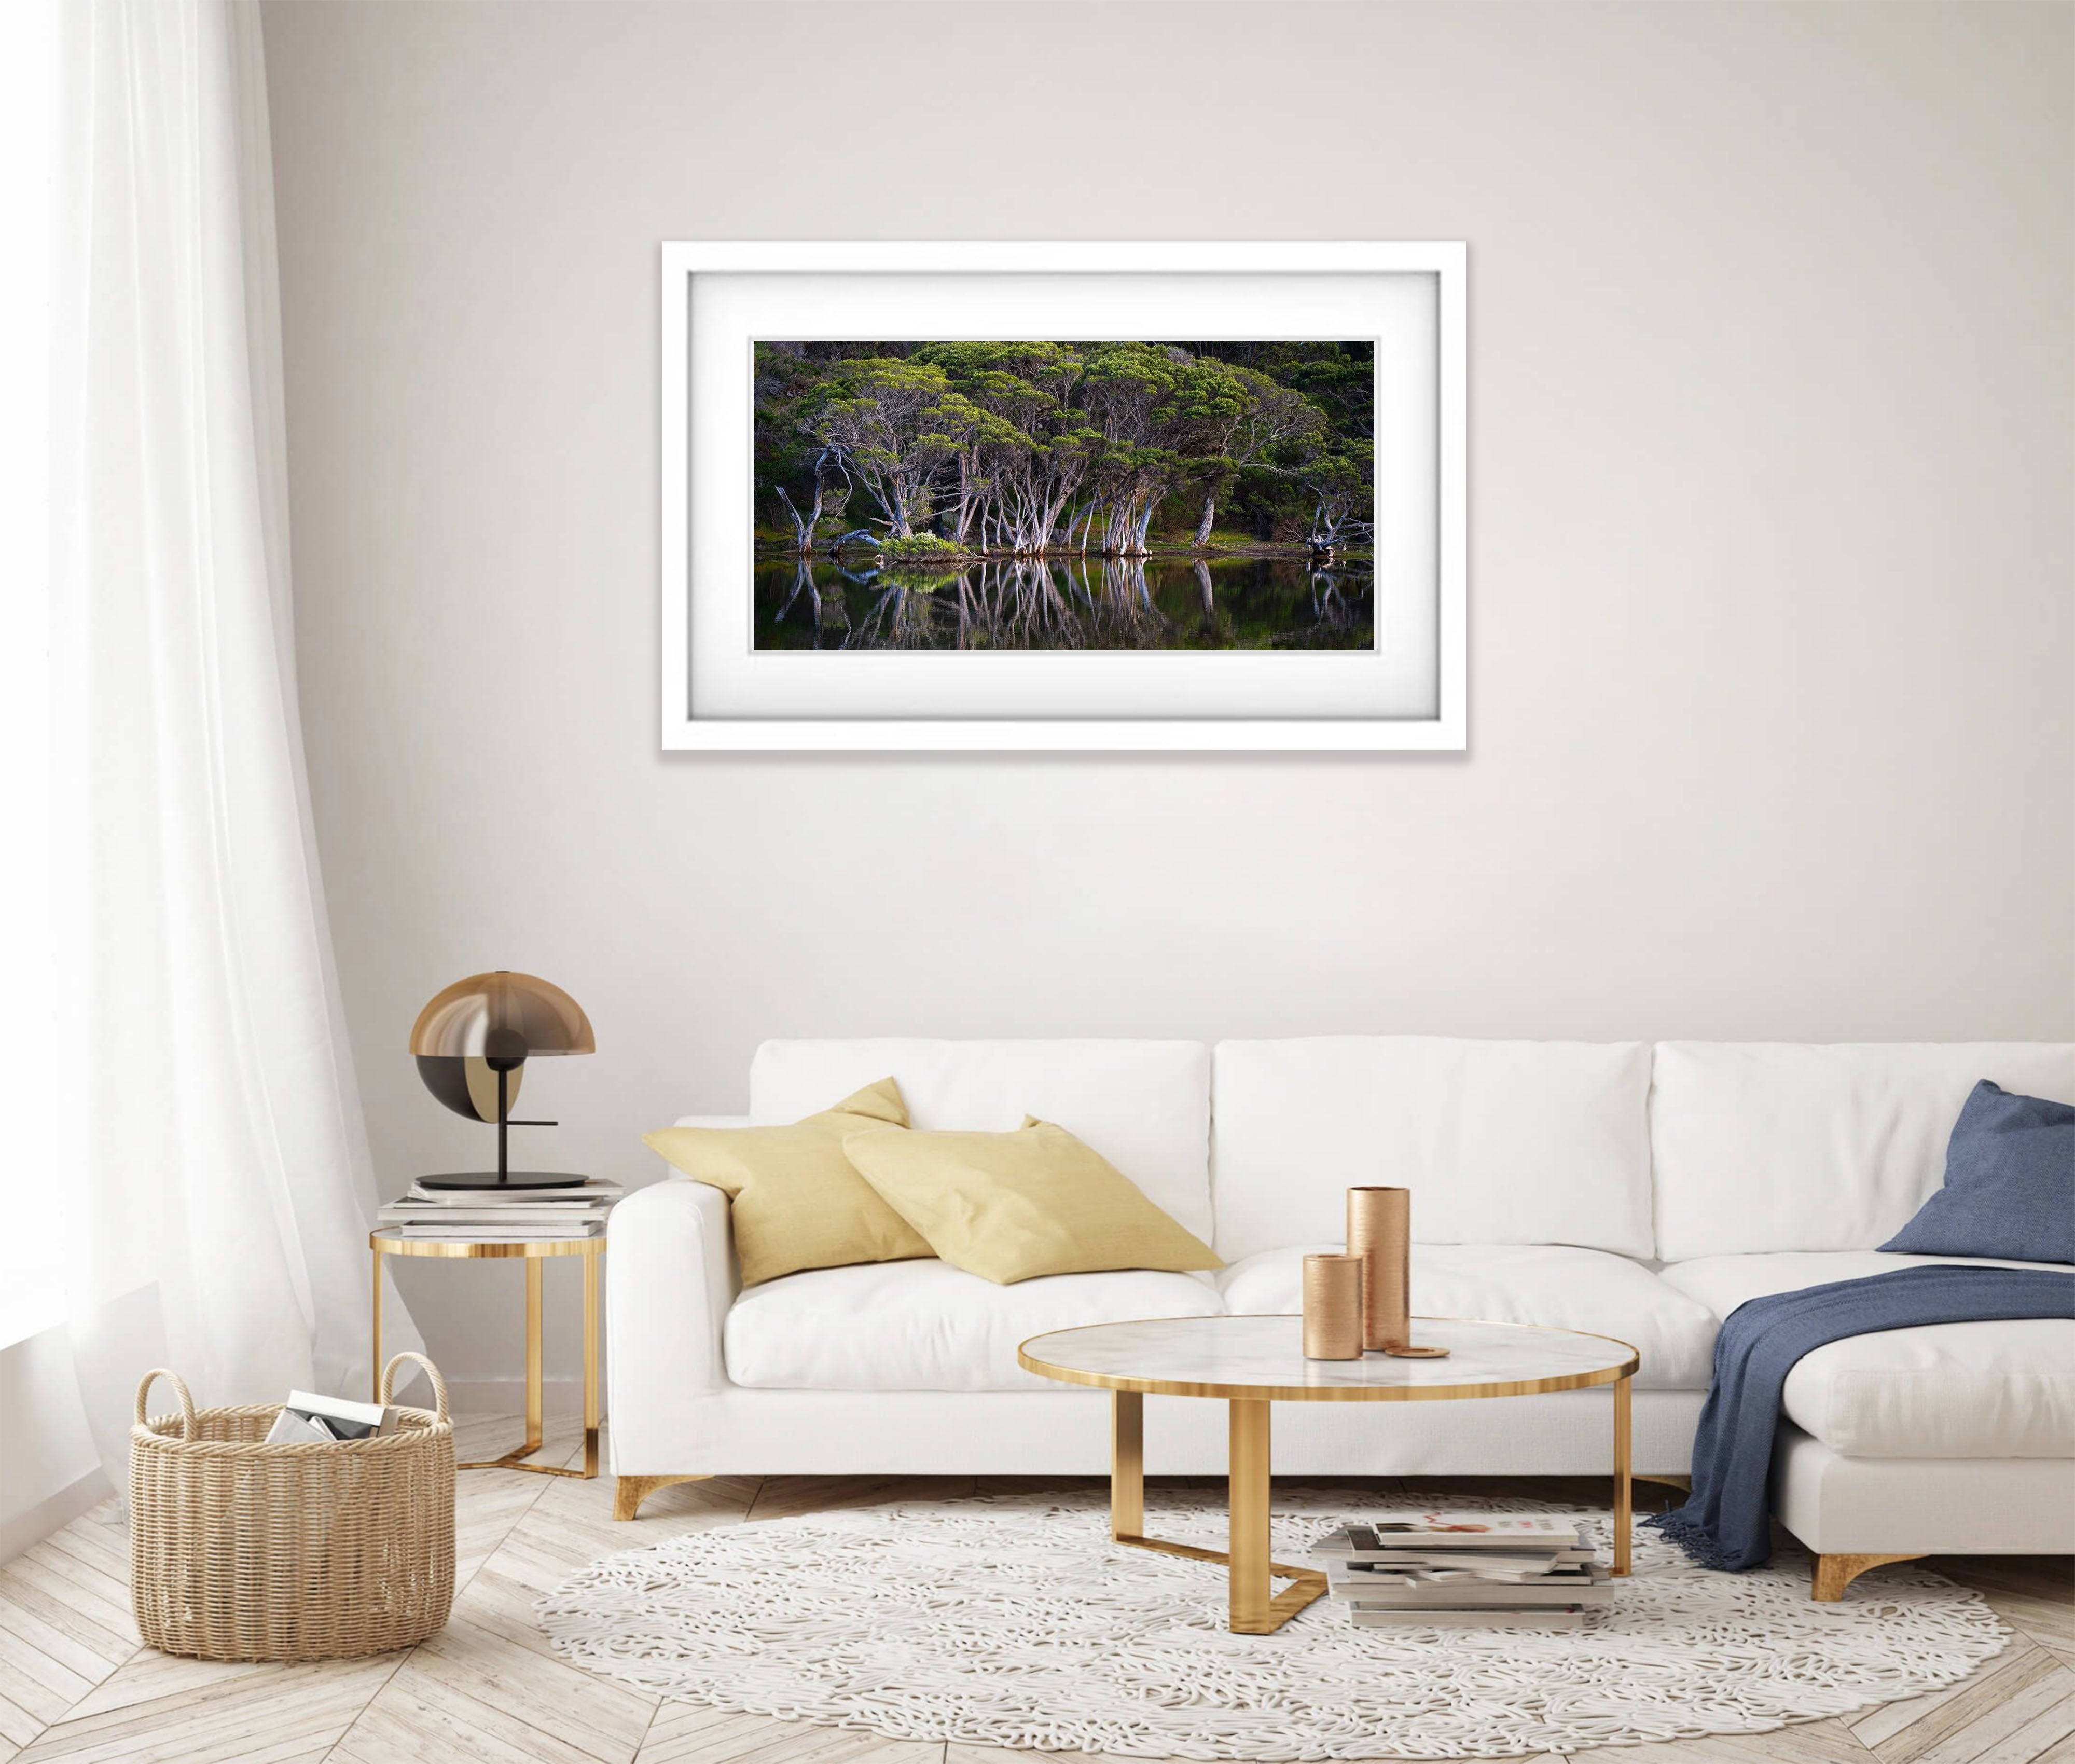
<box><xmin>756</xmin><ymin>555</ymin><xmax>1374</xmax><ymax>652</ymax></box>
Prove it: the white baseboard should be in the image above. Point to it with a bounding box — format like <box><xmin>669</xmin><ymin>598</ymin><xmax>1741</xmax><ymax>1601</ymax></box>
<box><xmin>1</xmin><ymin>1467</ymin><xmax>116</xmax><ymax>1566</ymax></box>
<box><xmin>439</xmin><ymin>1375</ymin><xmax>600</xmax><ymax>1418</ymax></box>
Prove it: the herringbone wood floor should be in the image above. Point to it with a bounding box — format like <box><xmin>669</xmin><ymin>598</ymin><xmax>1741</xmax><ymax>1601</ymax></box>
<box><xmin>1</xmin><ymin>1417</ymin><xmax>2068</xmax><ymax>1764</ymax></box>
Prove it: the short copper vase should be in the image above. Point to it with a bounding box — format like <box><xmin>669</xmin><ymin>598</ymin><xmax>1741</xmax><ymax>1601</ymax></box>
<box><xmin>1301</xmin><ymin>1253</ymin><xmax>1364</xmax><ymax>1359</ymax></box>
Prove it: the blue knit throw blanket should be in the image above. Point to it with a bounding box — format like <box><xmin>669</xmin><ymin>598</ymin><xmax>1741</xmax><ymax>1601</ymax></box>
<box><xmin>1648</xmin><ymin>1264</ymin><xmax>2075</xmax><ymax>1572</ymax></box>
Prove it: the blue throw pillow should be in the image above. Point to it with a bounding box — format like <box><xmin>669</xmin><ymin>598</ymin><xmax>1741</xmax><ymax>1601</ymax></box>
<box><xmin>1880</xmin><ymin>1080</ymin><xmax>2075</xmax><ymax>1264</ymax></box>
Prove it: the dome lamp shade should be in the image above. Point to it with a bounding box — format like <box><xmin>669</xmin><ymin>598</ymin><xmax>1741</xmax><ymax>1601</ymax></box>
<box><xmin>410</xmin><ymin>971</ymin><xmax>595</xmax><ymax>1190</ymax></box>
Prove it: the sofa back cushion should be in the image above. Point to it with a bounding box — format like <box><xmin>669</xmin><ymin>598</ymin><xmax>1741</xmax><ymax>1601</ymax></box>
<box><xmin>749</xmin><ymin>1039</ymin><xmax>1213</xmax><ymax>1242</ymax></box>
<box><xmin>1651</xmin><ymin>1042</ymin><xmax>2075</xmax><ymax>1261</ymax></box>
<box><xmin>1210</xmin><ymin>1038</ymin><xmax>1654</xmax><ymax>1261</ymax></box>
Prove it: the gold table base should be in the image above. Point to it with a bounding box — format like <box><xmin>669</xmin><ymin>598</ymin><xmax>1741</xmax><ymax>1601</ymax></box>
<box><xmin>370</xmin><ymin>1230</ymin><xmax>603</xmax><ymax>1479</ymax></box>
<box><xmin>1106</xmin><ymin>1375</ymin><xmax>1633</xmax><ymax>1634</ymax></box>
<box><xmin>1111</xmin><ymin>1391</ymin><xmax>1327</xmax><ymax>1633</ymax></box>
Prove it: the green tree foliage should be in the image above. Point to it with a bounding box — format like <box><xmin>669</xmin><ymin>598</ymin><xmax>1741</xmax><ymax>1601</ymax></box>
<box><xmin>755</xmin><ymin>340</ymin><xmax>1374</xmax><ymax>556</ymax></box>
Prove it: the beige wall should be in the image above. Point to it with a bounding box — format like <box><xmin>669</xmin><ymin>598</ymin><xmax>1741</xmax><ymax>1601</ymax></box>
<box><xmin>260</xmin><ymin>0</ymin><xmax>2075</xmax><ymax>1394</ymax></box>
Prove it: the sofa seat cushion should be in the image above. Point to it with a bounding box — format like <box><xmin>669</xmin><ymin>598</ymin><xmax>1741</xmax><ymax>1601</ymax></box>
<box><xmin>1661</xmin><ymin>1252</ymin><xmax>2075</xmax><ymax>1458</ymax></box>
<box><xmin>724</xmin><ymin>1259</ymin><xmax>1224</xmax><ymax>1393</ymax></box>
<box><xmin>1216</xmin><ymin>1244</ymin><xmax>1718</xmax><ymax>1390</ymax></box>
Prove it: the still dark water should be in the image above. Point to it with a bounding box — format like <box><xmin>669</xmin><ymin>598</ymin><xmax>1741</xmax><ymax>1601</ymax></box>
<box><xmin>752</xmin><ymin>555</ymin><xmax>1374</xmax><ymax>651</ymax></box>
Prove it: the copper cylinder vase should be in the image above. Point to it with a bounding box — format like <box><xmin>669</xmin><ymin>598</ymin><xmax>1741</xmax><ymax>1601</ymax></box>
<box><xmin>1301</xmin><ymin>1254</ymin><xmax>1364</xmax><ymax>1360</ymax></box>
<box><xmin>1346</xmin><ymin>1186</ymin><xmax>1411</xmax><ymax>1353</ymax></box>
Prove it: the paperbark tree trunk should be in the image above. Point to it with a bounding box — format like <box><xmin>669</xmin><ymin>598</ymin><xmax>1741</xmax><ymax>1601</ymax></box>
<box><xmin>774</xmin><ymin>484</ymin><xmax>824</xmax><ymax>554</ymax></box>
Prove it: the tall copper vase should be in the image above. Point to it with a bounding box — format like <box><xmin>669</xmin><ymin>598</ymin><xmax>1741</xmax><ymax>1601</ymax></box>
<box><xmin>1346</xmin><ymin>1187</ymin><xmax>1411</xmax><ymax>1353</ymax></box>
<box><xmin>1346</xmin><ymin>1186</ymin><xmax>1450</xmax><ymax>1358</ymax></box>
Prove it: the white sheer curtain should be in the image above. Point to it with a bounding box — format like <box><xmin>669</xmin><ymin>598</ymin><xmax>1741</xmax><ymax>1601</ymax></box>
<box><xmin>21</xmin><ymin>0</ymin><xmax>416</xmax><ymax>1481</ymax></box>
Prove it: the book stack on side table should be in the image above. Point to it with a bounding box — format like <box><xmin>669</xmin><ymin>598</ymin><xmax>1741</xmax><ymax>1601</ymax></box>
<box><xmin>378</xmin><ymin>1178</ymin><xmax>621</xmax><ymax>1241</ymax></box>
<box><xmin>1311</xmin><ymin>1517</ymin><xmax>1613</xmax><ymax>1629</ymax></box>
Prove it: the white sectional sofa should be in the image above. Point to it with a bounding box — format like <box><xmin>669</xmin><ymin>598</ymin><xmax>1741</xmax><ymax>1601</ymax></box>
<box><xmin>607</xmin><ymin>1038</ymin><xmax>2075</xmax><ymax>1593</ymax></box>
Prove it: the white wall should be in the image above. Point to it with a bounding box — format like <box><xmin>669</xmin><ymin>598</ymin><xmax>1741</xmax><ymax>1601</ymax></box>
<box><xmin>259</xmin><ymin>0</ymin><xmax>2074</xmax><ymax>1393</ymax></box>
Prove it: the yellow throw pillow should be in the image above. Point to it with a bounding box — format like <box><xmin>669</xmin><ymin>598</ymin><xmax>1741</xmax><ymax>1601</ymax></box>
<box><xmin>643</xmin><ymin>1078</ymin><xmax>930</xmax><ymax>1286</ymax></box>
<box><xmin>841</xmin><ymin>1117</ymin><xmax>1222</xmax><ymax>1285</ymax></box>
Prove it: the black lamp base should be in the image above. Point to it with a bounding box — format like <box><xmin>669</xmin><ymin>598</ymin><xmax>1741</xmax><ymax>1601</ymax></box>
<box><xmin>416</xmin><ymin>1170</ymin><xmax>593</xmax><ymax>1192</ymax></box>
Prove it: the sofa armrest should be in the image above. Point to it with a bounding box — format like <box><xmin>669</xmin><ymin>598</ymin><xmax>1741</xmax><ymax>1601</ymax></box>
<box><xmin>608</xmin><ymin>1176</ymin><xmax>736</xmax><ymax>1408</ymax></box>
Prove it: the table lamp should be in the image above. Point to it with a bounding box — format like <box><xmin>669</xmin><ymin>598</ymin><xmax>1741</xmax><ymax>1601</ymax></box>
<box><xmin>410</xmin><ymin>970</ymin><xmax>595</xmax><ymax>1190</ymax></box>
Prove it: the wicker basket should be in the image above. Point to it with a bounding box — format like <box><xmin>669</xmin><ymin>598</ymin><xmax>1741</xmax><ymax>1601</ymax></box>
<box><xmin>130</xmin><ymin>1353</ymin><xmax>455</xmax><ymax>1661</ymax></box>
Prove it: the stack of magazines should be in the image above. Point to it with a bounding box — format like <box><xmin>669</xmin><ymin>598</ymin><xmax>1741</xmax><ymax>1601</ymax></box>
<box><xmin>1311</xmin><ymin>1515</ymin><xmax>1612</xmax><ymax>1629</ymax></box>
<box><xmin>377</xmin><ymin>1178</ymin><xmax>622</xmax><ymax>1241</ymax></box>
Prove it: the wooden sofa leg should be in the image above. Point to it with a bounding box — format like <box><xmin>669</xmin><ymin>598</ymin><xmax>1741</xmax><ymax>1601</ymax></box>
<box><xmin>615</xmin><ymin>1473</ymin><xmax>711</xmax><ymax>1521</ymax></box>
<box><xmin>1812</xmin><ymin>1552</ymin><xmax>1924</xmax><ymax>1601</ymax></box>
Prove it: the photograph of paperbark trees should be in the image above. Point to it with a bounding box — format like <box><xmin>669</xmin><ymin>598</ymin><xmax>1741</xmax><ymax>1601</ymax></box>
<box><xmin>752</xmin><ymin>340</ymin><xmax>1375</xmax><ymax>651</ymax></box>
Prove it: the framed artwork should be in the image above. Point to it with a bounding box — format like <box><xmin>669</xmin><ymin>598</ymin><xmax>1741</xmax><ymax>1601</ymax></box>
<box><xmin>660</xmin><ymin>241</ymin><xmax>1465</xmax><ymax>751</ymax></box>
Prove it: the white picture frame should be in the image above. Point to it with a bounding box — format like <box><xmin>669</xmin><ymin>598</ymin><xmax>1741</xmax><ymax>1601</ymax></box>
<box><xmin>660</xmin><ymin>241</ymin><xmax>1465</xmax><ymax>752</ymax></box>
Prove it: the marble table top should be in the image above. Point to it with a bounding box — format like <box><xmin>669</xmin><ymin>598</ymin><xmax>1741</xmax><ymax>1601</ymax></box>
<box><xmin>1018</xmin><ymin>1315</ymin><xmax>1637</xmax><ymax>1401</ymax></box>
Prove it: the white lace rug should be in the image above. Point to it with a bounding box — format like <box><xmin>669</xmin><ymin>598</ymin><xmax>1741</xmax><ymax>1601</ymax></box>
<box><xmin>538</xmin><ymin>1490</ymin><xmax>2008</xmax><ymax>1759</ymax></box>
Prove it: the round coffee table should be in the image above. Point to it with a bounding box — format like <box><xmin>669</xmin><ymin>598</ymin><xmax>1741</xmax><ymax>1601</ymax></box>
<box><xmin>1018</xmin><ymin>1314</ymin><xmax>1639</xmax><ymax>1634</ymax></box>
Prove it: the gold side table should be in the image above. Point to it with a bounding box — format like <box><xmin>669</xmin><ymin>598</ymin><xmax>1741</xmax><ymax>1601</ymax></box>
<box><xmin>370</xmin><ymin>1228</ymin><xmax>602</xmax><ymax>1478</ymax></box>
